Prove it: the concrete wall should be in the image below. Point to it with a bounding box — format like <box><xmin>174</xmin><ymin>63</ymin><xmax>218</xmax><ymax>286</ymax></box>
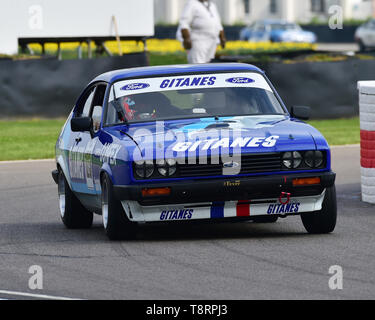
<box><xmin>0</xmin><ymin>53</ymin><xmax>148</xmax><ymax>118</ymax></box>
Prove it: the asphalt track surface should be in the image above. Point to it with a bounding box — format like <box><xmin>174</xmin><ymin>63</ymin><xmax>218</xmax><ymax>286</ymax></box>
<box><xmin>0</xmin><ymin>145</ymin><xmax>374</xmax><ymax>300</ymax></box>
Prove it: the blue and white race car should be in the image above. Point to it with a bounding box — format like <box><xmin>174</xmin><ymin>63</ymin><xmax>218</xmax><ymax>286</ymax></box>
<box><xmin>239</xmin><ymin>20</ymin><xmax>317</xmax><ymax>43</ymax></box>
<box><xmin>52</xmin><ymin>63</ymin><xmax>336</xmax><ymax>240</ymax></box>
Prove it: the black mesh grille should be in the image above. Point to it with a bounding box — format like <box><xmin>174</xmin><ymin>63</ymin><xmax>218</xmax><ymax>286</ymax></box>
<box><xmin>178</xmin><ymin>153</ymin><xmax>282</xmax><ymax>178</ymax></box>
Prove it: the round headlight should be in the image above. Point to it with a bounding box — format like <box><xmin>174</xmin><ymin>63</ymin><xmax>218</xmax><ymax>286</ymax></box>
<box><xmin>135</xmin><ymin>160</ymin><xmax>154</xmax><ymax>178</ymax></box>
<box><xmin>282</xmin><ymin>151</ymin><xmax>302</xmax><ymax>169</ymax></box>
<box><xmin>304</xmin><ymin>151</ymin><xmax>323</xmax><ymax>168</ymax></box>
<box><xmin>156</xmin><ymin>158</ymin><xmax>176</xmax><ymax>176</ymax></box>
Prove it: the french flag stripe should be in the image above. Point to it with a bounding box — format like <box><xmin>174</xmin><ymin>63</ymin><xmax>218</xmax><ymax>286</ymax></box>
<box><xmin>210</xmin><ymin>202</ymin><xmax>225</xmax><ymax>218</ymax></box>
<box><xmin>236</xmin><ymin>200</ymin><xmax>250</xmax><ymax>217</ymax></box>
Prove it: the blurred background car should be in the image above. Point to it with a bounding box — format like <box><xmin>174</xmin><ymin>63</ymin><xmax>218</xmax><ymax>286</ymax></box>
<box><xmin>355</xmin><ymin>19</ymin><xmax>375</xmax><ymax>52</ymax></box>
<box><xmin>239</xmin><ymin>19</ymin><xmax>317</xmax><ymax>43</ymax></box>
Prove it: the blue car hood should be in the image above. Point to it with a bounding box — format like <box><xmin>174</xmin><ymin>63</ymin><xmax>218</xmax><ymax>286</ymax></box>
<box><xmin>108</xmin><ymin>115</ymin><xmax>328</xmax><ymax>160</ymax></box>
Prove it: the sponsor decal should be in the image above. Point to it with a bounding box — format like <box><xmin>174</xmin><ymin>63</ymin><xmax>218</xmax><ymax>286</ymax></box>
<box><xmin>267</xmin><ymin>202</ymin><xmax>300</xmax><ymax>214</ymax></box>
<box><xmin>223</xmin><ymin>161</ymin><xmax>239</xmax><ymax>168</ymax></box>
<box><xmin>99</xmin><ymin>143</ymin><xmax>122</xmax><ymax>165</ymax></box>
<box><xmin>69</xmin><ymin>145</ymin><xmax>85</xmax><ymax>180</ymax></box>
<box><xmin>226</xmin><ymin>77</ymin><xmax>255</xmax><ymax>84</ymax></box>
<box><xmin>121</xmin><ymin>83</ymin><xmax>150</xmax><ymax>91</ymax></box>
<box><xmin>224</xmin><ymin>180</ymin><xmax>241</xmax><ymax>187</ymax></box>
<box><xmin>160</xmin><ymin>209</ymin><xmax>193</xmax><ymax>221</ymax></box>
<box><xmin>160</xmin><ymin>76</ymin><xmax>216</xmax><ymax>89</ymax></box>
<box><xmin>172</xmin><ymin>136</ymin><xmax>279</xmax><ymax>152</ymax></box>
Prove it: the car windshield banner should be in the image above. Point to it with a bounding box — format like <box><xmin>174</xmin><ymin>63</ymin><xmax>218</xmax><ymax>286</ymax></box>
<box><xmin>109</xmin><ymin>72</ymin><xmax>273</xmax><ymax>101</ymax></box>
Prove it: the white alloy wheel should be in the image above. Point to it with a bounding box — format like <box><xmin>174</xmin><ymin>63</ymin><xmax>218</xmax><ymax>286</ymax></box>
<box><xmin>58</xmin><ymin>173</ymin><xmax>66</xmax><ymax>218</ymax></box>
<box><xmin>101</xmin><ymin>179</ymin><xmax>109</xmax><ymax>229</ymax></box>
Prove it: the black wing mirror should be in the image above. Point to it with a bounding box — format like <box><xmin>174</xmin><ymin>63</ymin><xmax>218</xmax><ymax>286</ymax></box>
<box><xmin>71</xmin><ymin>117</ymin><xmax>92</xmax><ymax>132</ymax></box>
<box><xmin>291</xmin><ymin>106</ymin><xmax>310</xmax><ymax>120</ymax></box>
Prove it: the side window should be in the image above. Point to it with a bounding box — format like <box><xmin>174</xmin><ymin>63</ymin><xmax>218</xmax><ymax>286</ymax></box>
<box><xmin>92</xmin><ymin>106</ymin><xmax>102</xmax><ymax>133</ymax></box>
<box><xmin>90</xmin><ymin>84</ymin><xmax>107</xmax><ymax>133</ymax></box>
<box><xmin>256</xmin><ymin>23</ymin><xmax>265</xmax><ymax>32</ymax></box>
<box><xmin>106</xmin><ymin>98</ymin><xmax>124</xmax><ymax>126</ymax></box>
<box><xmin>77</xmin><ymin>88</ymin><xmax>95</xmax><ymax>117</ymax></box>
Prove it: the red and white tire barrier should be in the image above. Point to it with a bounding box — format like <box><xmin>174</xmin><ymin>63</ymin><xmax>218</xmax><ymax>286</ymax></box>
<box><xmin>359</xmin><ymin>81</ymin><xmax>375</xmax><ymax>204</ymax></box>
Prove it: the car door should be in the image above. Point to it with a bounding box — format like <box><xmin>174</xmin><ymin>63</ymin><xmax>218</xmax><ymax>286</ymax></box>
<box><xmin>253</xmin><ymin>22</ymin><xmax>267</xmax><ymax>41</ymax></box>
<box><xmin>68</xmin><ymin>86</ymin><xmax>95</xmax><ymax>193</ymax></box>
<box><xmin>69</xmin><ymin>83</ymin><xmax>107</xmax><ymax>211</ymax></box>
<box><xmin>84</xmin><ymin>83</ymin><xmax>107</xmax><ymax>198</ymax></box>
<box><xmin>241</xmin><ymin>22</ymin><xmax>254</xmax><ymax>41</ymax></box>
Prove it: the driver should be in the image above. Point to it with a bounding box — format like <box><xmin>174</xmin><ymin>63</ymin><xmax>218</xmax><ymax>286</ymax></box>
<box><xmin>123</xmin><ymin>92</ymin><xmax>175</xmax><ymax>121</ymax></box>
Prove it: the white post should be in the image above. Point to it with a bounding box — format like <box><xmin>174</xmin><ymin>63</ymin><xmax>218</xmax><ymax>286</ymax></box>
<box><xmin>358</xmin><ymin>81</ymin><xmax>375</xmax><ymax>204</ymax></box>
<box><xmin>283</xmin><ymin>0</ymin><xmax>295</xmax><ymax>22</ymax></box>
<box><xmin>166</xmin><ymin>0</ymin><xmax>180</xmax><ymax>24</ymax></box>
<box><xmin>223</xmin><ymin>0</ymin><xmax>236</xmax><ymax>25</ymax></box>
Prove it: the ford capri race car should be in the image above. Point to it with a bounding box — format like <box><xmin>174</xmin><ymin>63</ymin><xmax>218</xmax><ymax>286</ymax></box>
<box><xmin>52</xmin><ymin>63</ymin><xmax>337</xmax><ymax>240</ymax></box>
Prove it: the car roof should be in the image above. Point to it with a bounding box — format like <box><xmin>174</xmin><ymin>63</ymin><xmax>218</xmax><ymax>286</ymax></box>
<box><xmin>90</xmin><ymin>63</ymin><xmax>263</xmax><ymax>85</ymax></box>
<box><xmin>260</xmin><ymin>19</ymin><xmax>290</xmax><ymax>24</ymax></box>
<box><xmin>246</xmin><ymin>20</ymin><xmax>296</xmax><ymax>28</ymax></box>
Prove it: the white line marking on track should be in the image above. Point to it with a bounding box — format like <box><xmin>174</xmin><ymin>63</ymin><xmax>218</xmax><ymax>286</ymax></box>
<box><xmin>331</xmin><ymin>144</ymin><xmax>359</xmax><ymax>148</ymax></box>
<box><xmin>0</xmin><ymin>159</ymin><xmax>54</xmax><ymax>164</ymax></box>
<box><xmin>0</xmin><ymin>290</ymin><xmax>81</xmax><ymax>300</ymax></box>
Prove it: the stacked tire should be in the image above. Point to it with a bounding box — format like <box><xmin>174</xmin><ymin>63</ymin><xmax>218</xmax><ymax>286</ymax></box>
<box><xmin>359</xmin><ymin>81</ymin><xmax>375</xmax><ymax>204</ymax></box>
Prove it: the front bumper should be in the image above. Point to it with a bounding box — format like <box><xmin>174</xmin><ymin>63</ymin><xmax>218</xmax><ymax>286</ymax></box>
<box><xmin>114</xmin><ymin>171</ymin><xmax>335</xmax><ymax>206</ymax></box>
<box><xmin>121</xmin><ymin>191</ymin><xmax>326</xmax><ymax>222</ymax></box>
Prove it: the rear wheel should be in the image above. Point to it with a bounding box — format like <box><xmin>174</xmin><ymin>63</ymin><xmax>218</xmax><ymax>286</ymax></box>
<box><xmin>301</xmin><ymin>185</ymin><xmax>337</xmax><ymax>234</ymax></box>
<box><xmin>101</xmin><ymin>173</ymin><xmax>137</xmax><ymax>240</ymax></box>
<box><xmin>57</xmin><ymin>170</ymin><xmax>93</xmax><ymax>229</ymax></box>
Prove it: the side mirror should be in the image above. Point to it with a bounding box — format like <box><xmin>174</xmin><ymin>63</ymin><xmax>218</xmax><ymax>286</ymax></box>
<box><xmin>291</xmin><ymin>106</ymin><xmax>310</xmax><ymax>120</ymax></box>
<box><xmin>71</xmin><ymin>117</ymin><xmax>92</xmax><ymax>132</ymax></box>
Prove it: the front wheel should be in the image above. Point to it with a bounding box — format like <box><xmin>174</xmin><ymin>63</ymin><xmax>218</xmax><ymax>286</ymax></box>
<box><xmin>57</xmin><ymin>170</ymin><xmax>93</xmax><ymax>229</ymax></box>
<box><xmin>101</xmin><ymin>173</ymin><xmax>137</xmax><ymax>240</ymax></box>
<box><xmin>358</xmin><ymin>40</ymin><xmax>366</xmax><ymax>52</ymax></box>
<box><xmin>301</xmin><ymin>185</ymin><xmax>337</xmax><ymax>234</ymax></box>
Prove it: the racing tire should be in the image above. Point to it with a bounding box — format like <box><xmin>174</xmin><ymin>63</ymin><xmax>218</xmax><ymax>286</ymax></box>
<box><xmin>57</xmin><ymin>170</ymin><xmax>93</xmax><ymax>229</ymax></box>
<box><xmin>358</xmin><ymin>40</ymin><xmax>366</xmax><ymax>52</ymax></box>
<box><xmin>252</xmin><ymin>216</ymin><xmax>278</xmax><ymax>223</ymax></box>
<box><xmin>101</xmin><ymin>173</ymin><xmax>137</xmax><ymax>241</ymax></box>
<box><xmin>301</xmin><ymin>185</ymin><xmax>337</xmax><ymax>234</ymax></box>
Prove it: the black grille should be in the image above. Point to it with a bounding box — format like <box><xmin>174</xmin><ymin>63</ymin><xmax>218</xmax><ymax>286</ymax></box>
<box><xmin>178</xmin><ymin>153</ymin><xmax>282</xmax><ymax>178</ymax></box>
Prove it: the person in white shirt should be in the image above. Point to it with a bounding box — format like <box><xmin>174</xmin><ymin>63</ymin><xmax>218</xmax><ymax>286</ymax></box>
<box><xmin>177</xmin><ymin>0</ymin><xmax>226</xmax><ymax>64</ymax></box>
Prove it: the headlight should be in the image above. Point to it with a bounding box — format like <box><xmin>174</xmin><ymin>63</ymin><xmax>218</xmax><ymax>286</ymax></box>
<box><xmin>282</xmin><ymin>151</ymin><xmax>302</xmax><ymax>169</ymax></box>
<box><xmin>156</xmin><ymin>158</ymin><xmax>177</xmax><ymax>177</ymax></box>
<box><xmin>135</xmin><ymin>160</ymin><xmax>154</xmax><ymax>178</ymax></box>
<box><xmin>304</xmin><ymin>151</ymin><xmax>323</xmax><ymax>168</ymax></box>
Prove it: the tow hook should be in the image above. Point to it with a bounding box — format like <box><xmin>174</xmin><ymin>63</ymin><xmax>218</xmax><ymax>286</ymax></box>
<box><xmin>279</xmin><ymin>192</ymin><xmax>291</xmax><ymax>205</ymax></box>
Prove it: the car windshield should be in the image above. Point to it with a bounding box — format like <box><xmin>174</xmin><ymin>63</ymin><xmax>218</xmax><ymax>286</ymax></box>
<box><xmin>105</xmin><ymin>73</ymin><xmax>286</xmax><ymax>125</ymax></box>
<box><xmin>270</xmin><ymin>23</ymin><xmax>299</xmax><ymax>31</ymax></box>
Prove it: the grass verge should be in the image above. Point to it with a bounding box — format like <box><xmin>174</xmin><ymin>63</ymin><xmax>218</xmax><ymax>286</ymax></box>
<box><xmin>307</xmin><ymin>117</ymin><xmax>359</xmax><ymax>146</ymax></box>
<box><xmin>0</xmin><ymin>117</ymin><xmax>359</xmax><ymax>161</ymax></box>
<box><xmin>0</xmin><ymin>119</ymin><xmax>65</xmax><ymax>161</ymax></box>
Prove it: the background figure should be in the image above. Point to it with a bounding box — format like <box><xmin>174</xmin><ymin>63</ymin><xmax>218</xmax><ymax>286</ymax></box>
<box><xmin>178</xmin><ymin>0</ymin><xmax>226</xmax><ymax>64</ymax></box>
